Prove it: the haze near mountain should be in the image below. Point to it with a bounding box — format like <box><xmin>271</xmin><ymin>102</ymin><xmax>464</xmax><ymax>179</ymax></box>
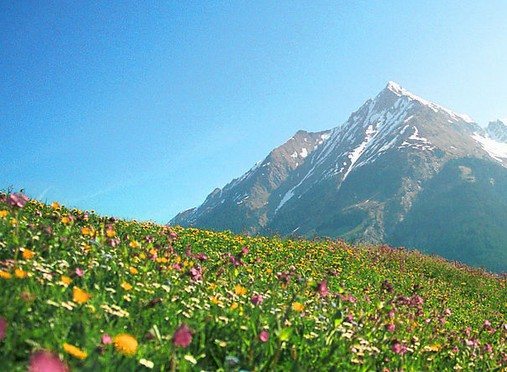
<box><xmin>172</xmin><ymin>82</ymin><xmax>507</xmax><ymax>272</ymax></box>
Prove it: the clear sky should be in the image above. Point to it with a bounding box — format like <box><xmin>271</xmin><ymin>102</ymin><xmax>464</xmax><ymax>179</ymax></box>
<box><xmin>2</xmin><ymin>1</ymin><xmax>507</xmax><ymax>223</ymax></box>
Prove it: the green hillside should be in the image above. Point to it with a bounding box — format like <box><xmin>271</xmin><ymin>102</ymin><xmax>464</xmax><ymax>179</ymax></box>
<box><xmin>1</xmin><ymin>192</ymin><xmax>507</xmax><ymax>370</ymax></box>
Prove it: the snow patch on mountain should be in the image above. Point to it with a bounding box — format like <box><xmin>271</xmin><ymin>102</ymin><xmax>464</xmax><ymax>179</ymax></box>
<box><xmin>472</xmin><ymin>133</ymin><xmax>507</xmax><ymax>162</ymax></box>
<box><xmin>343</xmin><ymin>124</ymin><xmax>377</xmax><ymax>180</ymax></box>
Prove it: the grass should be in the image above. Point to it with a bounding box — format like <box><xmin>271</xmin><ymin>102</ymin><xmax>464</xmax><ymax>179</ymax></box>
<box><xmin>1</xmin><ymin>192</ymin><xmax>507</xmax><ymax>371</ymax></box>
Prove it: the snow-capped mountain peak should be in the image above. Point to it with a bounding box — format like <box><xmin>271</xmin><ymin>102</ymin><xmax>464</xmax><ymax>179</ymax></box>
<box><xmin>384</xmin><ymin>81</ymin><xmax>473</xmax><ymax>124</ymax></box>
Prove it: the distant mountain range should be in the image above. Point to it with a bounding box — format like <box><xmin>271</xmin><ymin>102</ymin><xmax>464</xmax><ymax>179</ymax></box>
<box><xmin>171</xmin><ymin>82</ymin><xmax>507</xmax><ymax>272</ymax></box>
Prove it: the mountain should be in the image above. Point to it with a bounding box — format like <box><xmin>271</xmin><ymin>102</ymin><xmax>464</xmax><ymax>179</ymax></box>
<box><xmin>171</xmin><ymin>82</ymin><xmax>507</xmax><ymax>272</ymax></box>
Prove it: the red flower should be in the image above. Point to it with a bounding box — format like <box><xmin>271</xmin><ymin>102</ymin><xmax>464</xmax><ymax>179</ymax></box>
<box><xmin>173</xmin><ymin>323</ymin><xmax>194</xmax><ymax>348</ymax></box>
<box><xmin>0</xmin><ymin>317</ymin><xmax>6</xmax><ymax>340</ymax></box>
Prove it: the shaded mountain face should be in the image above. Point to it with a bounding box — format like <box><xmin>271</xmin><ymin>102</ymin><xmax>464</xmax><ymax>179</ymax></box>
<box><xmin>171</xmin><ymin>82</ymin><xmax>507</xmax><ymax>272</ymax></box>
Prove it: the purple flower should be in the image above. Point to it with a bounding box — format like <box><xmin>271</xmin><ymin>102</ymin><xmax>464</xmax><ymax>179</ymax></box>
<box><xmin>259</xmin><ymin>330</ymin><xmax>269</xmax><ymax>343</ymax></box>
<box><xmin>8</xmin><ymin>192</ymin><xmax>29</xmax><ymax>208</ymax></box>
<box><xmin>173</xmin><ymin>323</ymin><xmax>194</xmax><ymax>348</ymax></box>
<box><xmin>0</xmin><ymin>317</ymin><xmax>6</xmax><ymax>340</ymax></box>
<box><xmin>29</xmin><ymin>351</ymin><xmax>68</xmax><ymax>372</ymax></box>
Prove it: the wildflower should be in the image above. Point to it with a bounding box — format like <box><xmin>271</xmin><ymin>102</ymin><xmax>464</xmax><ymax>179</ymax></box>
<box><xmin>51</xmin><ymin>201</ymin><xmax>61</xmax><ymax>210</ymax></box>
<box><xmin>0</xmin><ymin>210</ymin><xmax>8</xmax><ymax>217</ymax></box>
<box><xmin>129</xmin><ymin>241</ymin><xmax>140</xmax><ymax>249</ymax></box>
<box><xmin>0</xmin><ymin>318</ymin><xmax>6</xmax><ymax>340</ymax></box>
<box><xmin>292</xmin><ymin>302</ymin><xmax>304</xmax><ymax>312</ymax></box>
<box><xmin>259</xmin><ymin>330</ymin><xmax>269</xmax><ymax>342</ymax></box>
<box><xmin>391</xmin><ymin>341</ymin><xmax>407</xmax><ymax>355</ymax></box>
<box><xmin>15</xmin><ymin>268</ymin><xmax>28</xmax><ymax>278</ymax></box>
<box><xmin>63</xmin><ymin>343</ymin><xmax>88</xmax><ymax>360</ymax></box>
<box><xmin>8</xmin><ymin>193</ymin><xmax>29</xmax><ymax>208</ymax></box>
<box><xmin>29</xmin><ymin>351</ymin><xmax>69</xmax><ymax>372</ymax></box>
<box><xmin>61</xmin><ymin>276</ymin><xmax>72</xmax><ymax>285</ymax></box>
<box><xmin>106</xmin><ymin>229</ymin><xmax>116</xmax><ymax>238</ymax></box>
<box><xmin>113</xmin><ymin>334</ymin><xmax>138</xmax><ymax>356</ymax></box>
<box><xmin>173</xmin><ymin>323</ymin><xmax>194</xmax><ymax>348</ymax></box>
<box><xmin>139</xmin><ymin>359</ymin><xmax>154</xmax><ymax>369</ymax></box>
<box><xmin>81</xmin><ymin>227</ymin><xmax>92</xmax><ymax>236</ymax></box>
<box><xmin>0</xmin><ymin>271</ymin><xmax>12</xmax><ymax>279</ymax></box>
<box><xmin>22</xmin><ymin>249</ymin><xmax>35</xmax><ymax>260</ymax></box>
<box><xmin>121</xmin><ymin>281</ymin><xmax>133</xmax><ymax>291</ymax></box>
<box><xmin>385</xmin><ymin>323</ymin><xmax>396</xmax><ymax>333</ymax></box>
<box><xmin>129</xmin><ymin>267</ymin><xmax>138</xmax><ymax>275</ymax></box>
<box><xmin>234</xmin><ymin>285</ymin><xmax>247</xmax><ymax>296</ymax></box>
<box><xmin>101</xmin><ymin>334</ymin><xmax>112</xmax><ymax>344</ymax></box>
<box><xmin>61</xmin><ymin>216</ymin><xmax>70</xmax><ymax>225</ymax></box>
<box><xmin>316</xmin><ymin>279</ymin><xmax>329</xmax><ymax>297</ymax></box>
<box><xmin>230</xmin><ymin>302</ymin><xmax>239</xmax><ymax>310</ymax></box>
<box><xmin>251</xmin><ymin>294</ymin><xmax>264</xmax><ymax>305</ymax></box>
<box><xmin>74</xmin><ymin>267</ymin><xmax>84</xmax><ymax>277</ymax></box>
<box><xmin>73</xmin><ymin>287</ymin><xmax>91</xmax><ymax>304</ymax></box>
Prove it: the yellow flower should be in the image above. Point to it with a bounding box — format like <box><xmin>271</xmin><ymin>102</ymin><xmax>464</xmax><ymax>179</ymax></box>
<box><xmin>210</xmin><ymin>296</ymin><xmax>221</xmax><ymax>305</ymax></box>
<box><xmin>113</xmin><ymin>334</ymin><xmax>138</xmax><ymax>356</ymax></box>
<box><xmin>129</xmin><ymin>241</ymin><xmax>140</xmax><ymax>249</ymax></box>
<box><xmin>292</xmin><ymin>302</ymin><xmax>304</xmax><ymax>312</ymax></box>
<box><xmin>22</xmin><ymin>249</ymin><xmax>34</xmax><ymax>260</ymax></box>
<box><xmin>121</xmin><ymin>281</ymin><xmax>133</xmax><ymax>291</ymax></box>
<box><xmin>234</xmin><ymin>285</ymin><xmax>247</xmax><ymax>296</ymax></box>
<box><xmin>81</xmin><ymin>227</ymin><xmax>93</xmax><ymax>236</ymax></box>
<box><xmin>61</xmin><ymin>216</ymin><xmax>70</xmax><ymax>225</ymax></box>
<box><xmin>61</xmin><ymin>276</ymin><xmax>72</xmax><ymax>285</ymax></box>
<box><xmin>73</xmin><ymin>286</ymin><xmax>91</xmax><ymax>304</ymax></box>
<box><xmin>129</xmin><ymin>267</ymin><xmax>139</xmax><ymax>275</ymax></box>
<box><xmin>15</xmin><ymin>268</ymin><xmax>28</xmax><ymax>278</ymax></box>
<box><xmin>230</xmin><ymin>302</ymin><xmax>239</xmax><ymax>310</ymax></box>
<box><xmin>0</xmin><ymin>271</ymin><xmax>12</xmax><ymax>279</ymax></box>
<box><xmin>0</xmin><ymin>210</ymin><xmax>8</xmax><ymax>217</ymax></box>
<box><xmin>10</xmin><ymin>218</ymin><xmax>17</xmax><ymax>226</ymax></box>
<box><xmin>63</xmin><ymin>342</ymin><xmax>87</xmax><ymax>359</ymax></box>
<box><xmin>106</xmin><ymin>229</ymin><xmax>116</xmax><ymax>237</ymax></box>
<box><xmin>51</xmin><ymin>201</ymin><xmax>61</xmax><ymax>210</ymax></box>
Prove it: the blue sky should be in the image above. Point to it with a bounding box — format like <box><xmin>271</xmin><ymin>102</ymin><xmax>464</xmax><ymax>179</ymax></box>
<box><xmin>2</xmin><ymin>1</ymin><xmax>507</xmax><ymax>222</ymax></box>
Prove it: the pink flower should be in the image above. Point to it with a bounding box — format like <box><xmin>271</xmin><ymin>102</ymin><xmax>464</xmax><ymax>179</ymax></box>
<box><xmin>391</xmin><ymin>341</ymin><xmax>407</xmax><ymax>355</ymax></box>
<box><xmin>251</xmin><ymin>294</ymin><xmax>264</xmax><ymax>305</ymax></box>
<box><xmin>173</xmin><ymin>323</ymin><xmax>194</xmax><ymax>348</ymax></box>
<box><xmin>259</xmin><ymin>330</ymin><xmax>269</xmax><ymax>342</ymax></box>
<box><xmin>101</xmin><ymin>334</ymin><xmax>112</xmax><ymax>344</ymax></box>
<box><xmin>75</xmin><ymin>267</ymin><xmax>84</xmax><ymax>277</ymax></box>
<box><xmin>29</xmin><ymin>351</ymin><xmax>68</xmax><ymax>372</ymax></box>
<box><xmin>241</xmin><ymin>247</ymin><xmax>249</xmax><ymax>255</ymax></box>
<box><xmin>316</xmin><ymin>280</ymin><xmax>329</xmax><ymax>297</ymax></box>
<box><xmin>484</xmin><ymin>319</ymin><xmax>492</xmax><ymax>328</ymax></box>
<box><xmin>385</xmin><ymin>323</ymin><xmax>395</xmax><ymax>333</ymax></box>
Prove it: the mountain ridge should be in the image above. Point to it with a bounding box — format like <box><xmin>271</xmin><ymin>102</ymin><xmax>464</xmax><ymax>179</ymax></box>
<box><xmin>171</xmin><ymin>82</ymin><xmax>507</xmax><ymax>272</ymax></box>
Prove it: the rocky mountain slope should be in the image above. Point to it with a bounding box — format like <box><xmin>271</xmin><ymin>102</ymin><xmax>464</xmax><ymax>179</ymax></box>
<box><xmin>171</xmin><ymin>82</ymin><xmax>507</xmax><ymax>272</ymax></box>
